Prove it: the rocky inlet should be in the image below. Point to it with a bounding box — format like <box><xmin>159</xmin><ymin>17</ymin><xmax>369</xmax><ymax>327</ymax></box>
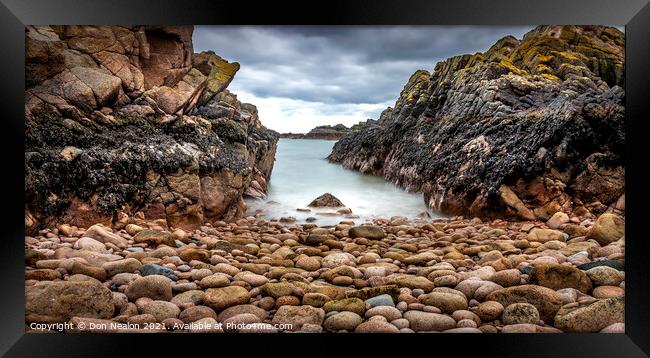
<box><xmin>25</xmin><ymin>209</ymin><xmax>624</xmax><ymax>333</ymax></box>
<box><xmin>24</xmin><ymin>24</ymin><xmax>626</xmax><ymax>334</ymax></box>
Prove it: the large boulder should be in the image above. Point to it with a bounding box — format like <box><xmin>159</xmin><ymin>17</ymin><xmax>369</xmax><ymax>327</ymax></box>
<box><xmin>529</xmin><ymin>262</ymin><xmax>593</xmax><ymax>293</ymax></box>
<box><xmin>26</xmin><ymin>280</ymin><xmax>114</xmax><ymax>323</ymax></box>
<box><xmin>586</xmin><ymin>213</ymin><xmax>625</xmax><ymax>245</ymax></box>
<box><xmin>485</xmin><ymin>284</ymin><xmax>563</xmax><ymax>323</ymax></box>
<box><xmin>554</xmin><ymin>297</ymin><xmax>624</xmax><ymax>332</ymax></box>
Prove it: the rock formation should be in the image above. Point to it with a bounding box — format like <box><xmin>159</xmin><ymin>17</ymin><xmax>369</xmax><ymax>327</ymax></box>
<box><xmin>25</xmin><ymin>25</ymin><xmax>278</xmax><ymax>232</ymax></box>
<box><xmin>329</xmin><ymin>25</ymin><xmax>625</xmax><ymax>221</ymax></box>
<box><xmin>281</xmin><ymin>120</ymin><xmax>378</xmax><ymax>140</ymax></box>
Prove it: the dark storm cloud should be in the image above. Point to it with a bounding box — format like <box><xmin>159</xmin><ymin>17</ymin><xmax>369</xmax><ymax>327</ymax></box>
<box><xmin>193</xmin><ymin>26</ymin><xmax>534</xmax><ymax>105</ymax></box>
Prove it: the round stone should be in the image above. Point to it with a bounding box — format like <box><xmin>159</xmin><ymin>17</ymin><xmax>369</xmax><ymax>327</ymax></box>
<box><xmin>489</xmin><ymin>269</ymin><xmax>521</xmax><ymax>287</ymax></box>
<box><xmin>302</xmin><ymin>292</ymin><xmax>331</xmax><ymax>307</ymax></box>
<box><xmin>322</xmin><ymin>252</ymin><xmax>356</xmax><ymax>268</ymax></box>
<box><xmin>474</xmin><ymin>301</ymin><xmax>504</xmax><ymax>322</ymax></box>
<box><xmin>593</xmin><ymin>286</ymin><xmax>624</xmax><ymax>299</ymax></box>
<box><xmin>126</xmin><ymin>275</ymin><xmax>173</xmax><ymax>301</ymax></box>
<box><xmin>204</xmin><ymin>286</ymin><xmax>251</xmax><ymax>311</ymax></box>
<box><xmin>191</xmin><ymin>268</ymin><xmax>214</xmax><ymax>281</ymax></box>
<box><xmin>390</xmin><ymin>318</ymin><xmax>410</xmax><ymax>329</ymax></box>
<box><xmin>433</xmin><ymin>275</ymin><xmax>458</xmax><ymax>287</ymax></box>
<box><xmin>332</xmin><ymin>275</ymin><xmax>354</xmax><ymax>286</ymax></box>
<box><xmin>365</xmin><ymin>294</ymin><xmax>395</xmax><ymax>308</ymax></box>
<box><xmin>403</xmin><ymin>310</ymin><xmax>456</xmax><ymax>332</ymax></box>
<box><xmin>296</xmin><ymin>256</ymin><xmax>321</xmax><ymax>271</ymax></box>
<box><xmin>141</xmin><ymin>300</ymin><xmax>181</xmax><ymax>322</ymax></box>
<box><xmin>323</xmin><ymin>311</ymin><xmax>363</xmax><ymax>331</ymax></box>
<box><xmin>457</xmin><ymin>318</ymin><xmax>478</xmax><ymax>328</ymax></box>
<box><xmin>199</xmin><ymin>274</ymin><xmax>230</xmax><ymax>289</ymax></box>
<box><xmin>323</xmin><ymin>298</ymin><xmax>366</xmax><ymax>316</ymax></box>
<box><xmin>586</xmin><ymin>266</ymin><xmax>625</xmax><ymax>286</ymax></box>
<box><xmin>275</xmin><ymin>295</ymin><xmax>301</xmax><ymax>307</ymax></box>
<box><xmin>354</xmin><ymin>320</ymin><xmax>400</xmax><ymax>333</ymax></box>
<box><xmin>502</xmin><ymin>303</ymin><xmax>540</xmax><ymax>325</ymax></box>
<box><xmin>179</xmin><ymin>305</ymin><xmax>217</xmax><ymax>323</ymax></box>
<box><xmin>271</xmin><ymin>305</ymin><xmax>325</xmax><ymax>331</ymax></box>
<box><xmin>239</xmin><ymin>273</ymin><xmax>268</xmax><ymax>287</ymax></box>
<box><xmin>600</xmin><ymin>322</ymin><xmax>625</xmax><ymax>333</ymax></box>
<box><xmin>217</xmin><ymin>304</ymin><xmax>269</xmax><ymax>322</ymax></box>
<box><xmin>365</xmin><ymin>305</ymin><xmax>402</xmax><ymax>321</ymax></box>
<box><xmin>418</xmin><ymin>292</ymin><xmax>468</xmax><ymax>314</ymax></box>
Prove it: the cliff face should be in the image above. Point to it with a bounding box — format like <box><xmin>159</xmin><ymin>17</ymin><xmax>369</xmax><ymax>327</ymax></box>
<box><xmin>329</xmin><ymin>26</ymin><xmax>625</xmax><ymax>221</ymax></box>
<box><xmin>25</xmin><ymin>25</ymin><xmax>278</xmax><ymax>232</ymax></box>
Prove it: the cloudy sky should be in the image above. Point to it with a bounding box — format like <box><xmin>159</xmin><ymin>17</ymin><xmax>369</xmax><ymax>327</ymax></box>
<box><xmin>193</xmin><ymin>26</ymin><xmax>537</xmax><ymax>133</ymax></box>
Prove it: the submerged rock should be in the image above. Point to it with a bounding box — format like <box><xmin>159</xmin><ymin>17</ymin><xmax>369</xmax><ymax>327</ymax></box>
<box><xmin>308</xmin><ymin>193</ymin><xmax>345</xmax><ymax>207</ymax></box>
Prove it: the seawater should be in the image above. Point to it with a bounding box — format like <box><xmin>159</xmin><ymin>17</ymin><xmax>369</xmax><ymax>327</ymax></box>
<box><xmin>245</xmin><ymin>138</ymin><xmax>442</xmax><ymax>225</ymax></box>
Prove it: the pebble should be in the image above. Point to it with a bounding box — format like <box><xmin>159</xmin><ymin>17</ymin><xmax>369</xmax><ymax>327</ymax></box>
<box><xmin>126</xmin><ymin>275</ymin><xmax>173</xmax><ymax>301</ymax></box>
<box><xmin>179</xmin><ymin>305</ymin><xmax>217</xmax><ymax>323</ymax></box>
<box><xmin>140</xmin><ymin>264</ymin><xmax>177</xmax><ymax>281</ymax></box>
<box><xmin>141</xmin><ymin>300</ymin><xmax>181</xmax><ymax>322</ymax></box>
<box><xmin>419</xmin><ymin>292</ymin><xmax>468</xmax><ymax>314</ymax></box>
<box><xmin>295</xmin><ymin>256</ymin><xmax>321</xmax><ymax>271</ymax></box>
<box><xmin>592</xmin><ymin>285</ymin><xmax>624</xmax><ymax>299</ymax></box>
<box><xmin>390</xmin><ymin>318</ymin><xmax>410</xmax><ymax>329</ymax></box>
<box><xmin>199</xmin><ymin>274</ymin><xmax>230</xmax><ymax>289</ymax></box>
<box><xmin>403</xmin><ymin>310</ymin><xmax>456</xmax><ymax>332</ymax></box>
<box><xmin>25</xmin><ymin>212</ymin><xmax>625</xmax><ymax>334</ymax></box>
<box><xmin>323</xmin><ymin>298</ymin><xmax>366</xmax><ymax>316</ymax></box>
<box><xmin>324</xmin><ymin>311</ymin><xmax>364</xmax><ymax>331</ymax></box>
<box><xmin>272</xmin><ymin>305</ymin><xmax>325</xmax><ymax>331</ymax></box>
<box><xmin>474</xmin><ymin>301</ymin><xmax>504</xmax><ymax>322</ymax></box>
<box><xmin>396</xmin><ymin>301</ymin><xmax>408</xmax><ymax>312</ymax></box>
<box><xmin>354</xmin><ymin>320</ymin><xmax>400</xmax><ymax>333</ymax></box>
<box><xmin>502</xmin><ymin>303</ymin><xmax>540</xmax><ymax>325</ymax></box>
<box><xmin>365</xmin><ymin>306</ymin><xmax>402</xmax><ymax>321</ymax></box>
<box><xmin>585</xmin><ymin>266</ymin><xmax>625</xmax><ymax>286</ymax></box>
<box><xmin>600</xmin><ymin>322</ymin><xmax>625</xmax><ymax>333</ymax></box>
<box><xmin>365</xmin><ymin>294</ymin><xmax>395</xmax><ymax>308</ymax></box>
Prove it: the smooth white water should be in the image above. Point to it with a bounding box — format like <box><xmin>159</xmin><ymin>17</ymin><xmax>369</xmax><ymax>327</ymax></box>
<box><xmin>245</xmin><ymin>139</ymin><xmax>441</xmax><ymax>225</ymax></box>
